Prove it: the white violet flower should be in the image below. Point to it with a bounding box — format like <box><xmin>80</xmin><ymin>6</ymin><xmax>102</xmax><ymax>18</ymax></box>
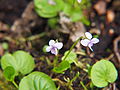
<box><xmin>77</xmin><ymin>0</ymin><xmax>82</xmax><ymax>3</ymax></box>
<box><xmin>80</xmin><ymin>32</ymin><xmax>99</xmax><ymax>51</ymax></box>
<box><xmin>46</xmin><ymin>40</ymin><xmax>63</xmax><ymax>55</ymax></box>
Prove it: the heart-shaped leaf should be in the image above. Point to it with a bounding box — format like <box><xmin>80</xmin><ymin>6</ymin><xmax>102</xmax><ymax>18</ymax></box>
<box><xmin>1</xmin><ymin>51</ymin><xmax>35</xmax><ymax>75</ymax></box>
<box><xmin>19</xmin><ymin>72</ymin><xmax>57</xmax><ymax>90</ymax></box>
<box><xmin>91</xmin><ymin>60</ymin><xmax>118</xmax><ymax>87</ymax></box>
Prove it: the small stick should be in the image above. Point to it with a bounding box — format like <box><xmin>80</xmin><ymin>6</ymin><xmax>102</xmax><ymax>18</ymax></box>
<box><xmin>113</xmin><ymin>36</ymin><xmax>120</xmax><ymax>64</ymax></box>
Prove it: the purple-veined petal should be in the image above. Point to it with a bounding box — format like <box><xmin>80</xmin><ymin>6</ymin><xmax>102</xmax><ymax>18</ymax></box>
<box><xmin>88</xmin><ymin>43</ymin><xmax>93</xmax><ymax>51</ymax></box>
<box><xmin>77</xmin><ymin>0</ymin><xmax>82</xmax><ymax>3</ymax></box>
<box><xmin>46</xmin><ymin>46</ymin><xmax>52</xmax><ymax>52</ymax></box>
<box><xmin>51</xmin><ymin>48</ymin><xmax>58</xmax><ymax>55</ymax></box>
<box><xmin>54</xmin><ymin>42</ymin><xmax>63</xmax><ymax>49</ymax></box>
<box><xmin>80</xmin><ymin>39</ymin><xmax>90</xmax><ymax>46</ymax></box>
<box><xmin>49</xmin><ymin>40</ymin><xmax>55</xmax><ymax>46</ymax></box>
<box><xmin>85</xmin><ymin>32</ymin><xmax>92</xmax><ymax>39</ymax></box>
<box><xmin>91</xmin><ymin>38</ymin><xmax>99</xmax><ymax>44</ymax></box>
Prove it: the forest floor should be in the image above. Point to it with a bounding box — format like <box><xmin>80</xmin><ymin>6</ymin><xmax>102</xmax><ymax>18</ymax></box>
<box><xmin>0</xmin><ymin>0</ymin><xmax>120</xmax><ymax>90</ymax></box>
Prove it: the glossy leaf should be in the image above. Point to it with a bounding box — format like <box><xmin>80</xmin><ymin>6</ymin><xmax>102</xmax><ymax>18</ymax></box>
<box><xmin>91</xmin><ymin>60</ymin><xmax>118</xmax><ymax>87</ymax></box>
<box><xmin>1</xmin><ymin>51</ymin><xmax>35</xmax><ymax>75</ymax></box>
<box><xmin>19</xmin><ymin>72</ymin><xmax>57</xmax><ymax>90</ymax></box>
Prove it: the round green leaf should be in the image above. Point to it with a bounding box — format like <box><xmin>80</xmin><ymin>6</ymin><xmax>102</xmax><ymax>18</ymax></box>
<box><xmin>91</xmin><ymin>60</ymin><xmax>118</xmax><ymax>87</ymax></box>
<box><xmin>62</xmin><ymin>51</ymin><xmax>77</xmax><ymax>64</ymax></box>
<box><xmin>1</xmin><ymin>51</ymin><xmax>35</xmax><ymax>75</ymax></box>
<box><xmin>3</xmin><ymin>66</ymin><xmax>15</xmax><ymax>81</ymax></box>
<box><xmin>19</xmin><ymin>72</ymin><xmax>57</xmax><ymax>90</ymax></box>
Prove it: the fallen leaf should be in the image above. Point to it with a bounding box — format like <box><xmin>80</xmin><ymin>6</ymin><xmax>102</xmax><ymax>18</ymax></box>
<box><xmin>106</xmin><ymin>10</ymin><xmax>115</xmax><ymax>23</ymax></box>
<box><xmin>94</xmin><ymin>1</ymin><xmax>106</xmax><ymax>15</ymax></box>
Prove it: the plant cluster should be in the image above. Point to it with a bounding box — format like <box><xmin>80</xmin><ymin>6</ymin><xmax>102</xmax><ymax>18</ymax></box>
<box><xmin>0</xmin><ymin>32</ymin><xmax>118</xmax><ymax>89</ymax></box>
<box><xmin>34</xmin><ymin>0</ymin><xmax>91</xmax><ymax>26</ymax></box>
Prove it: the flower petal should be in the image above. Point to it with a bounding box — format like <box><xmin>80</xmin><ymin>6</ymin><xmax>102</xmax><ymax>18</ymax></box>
<box><xmin>88</xmin><ymin>43</ymin><xmax>93</xmax><ymax>51</ymax></box>
<box><xmin>77</xmin><ymin>0</ymin><xmax>82</xmax><ymax>3</ymax></box>
<box><xmin>51</xmin><ymin>48</ymin><xmax>58</xmax><ymax>55</ymax></box>
<box><xmin>46</xmin><ymin>46</ymin><xmax>52</xmax><ymax>52</ymax></box>
<box><xmin>91</xmin><ymin>38</ymin><xmax>99</xmax><ymax>44</ymax></box>
<box><xmin>49</xmin><ymin>40</ymin><xmax>55</xmax><ymax>46</ymax></box>
<box><xmin>54</xmin><ymin>42</ymin><xmax>63</xmax><ymax>49</ymax></box>
<box><xmin>80</xmin><ymin>39</ymin><xmax>90</xmax><ymax>46</ymax></box>
<box><xmin>85</xmin><ymin>32</ymin><xmax>92</xmax><ymax>39</ymax></box>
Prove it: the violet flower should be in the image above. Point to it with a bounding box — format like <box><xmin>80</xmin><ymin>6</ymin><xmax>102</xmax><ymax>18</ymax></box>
<box><xmin>46</xmin><ymin>40</ymin><xmax>63</xmax><ymax>55</ymax></box>
<box><xmin>77</xmin><ymin>0</ymin><xmax>82</xmax><ymax>3</ymax></box>
<box><xmin>80</xmin><ymin>32</ymin><xmax>99</xmax><ymax>51</ymax></box>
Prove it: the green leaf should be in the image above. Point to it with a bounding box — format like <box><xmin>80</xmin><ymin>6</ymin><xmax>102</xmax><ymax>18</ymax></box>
<box><xmin>34</xmin><ymin>0</ymin><xmax>64</xmax><ymax>18</ymax></box>
<box><xmin>53</xmin><ymin>60</ymin><xmax>70</xmax><ymax>73</ymax></box>
<box><xmin>19</xmin><ymin>71</ymin><xmax>57</xmax><ymax>90</ymax></box>
<box><xmin>3</xmin><ymin>66</ymin><xmax>15</xmax><ymax>81</ymax></box>
<box><xmin>63</xmin><ymin>3</ymin><xmax>90</xmax><ymax>25</ymax></box>
<box><xmin>91</xmin><ymin>60</ymin><xmax>118</xmax><ymax>88</ymax></box>
<box><xmin>1</xmin><ymin>51</ymin><xmax>35</xmax><ymax>75</ymax></box>
<box><xmin>62</xmin><ymin>51</ymin><xmax>77</xmax><ymax>64</ymax></box>
<box><xmin>43</xmin><ymin>45</ymin><xmax>49</xmax><ymax>53</ymax></box>
<box><xmin>2</xmin><ymin>42</ymin><xmax>9</xmax><ymax>50</ymax></box>
<box><xmin>35</xmin><ymin>7</ymin><xmax>57</xmax><ymax>18</ymax></box>
<box><xmin>48</xmin><ymin>18</ymin><xmax>58</xmax><ymax>28</ymax></box>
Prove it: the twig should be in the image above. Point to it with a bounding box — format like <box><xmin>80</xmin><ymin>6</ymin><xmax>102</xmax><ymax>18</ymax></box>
<box><xmin>27</xmin><ymin>32</ymin><xmax>46</xmax><ymax>41</ymax></box>
<box><xmin>104</xmin><ymin>54</ymin><xmax>114</xmax><ymax>60</ymax></box>
<box><xmin>113</xmin><ymin>36</ymin><xmax>120</xmax><ymax>64</ymax></box>
<box><xmin>52</xmin><ymin>78</ymin><xmax>66</xmax><ymax>86</ymax></box>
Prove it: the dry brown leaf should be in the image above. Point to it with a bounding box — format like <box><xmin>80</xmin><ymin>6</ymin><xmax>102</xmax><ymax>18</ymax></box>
<box><xmin>0</xmin><ymin>21</ymin><xmax>9</xmax><ymax>31</ymax></box>
<box><xmin>94</xmin><ymin>1</ymin><xmax>106</xmax><ymax>15</ymax></box>
<box><xmin>106</xmin><ymin>10</ymin><xmax>115</xmax><ymax>23</ymax></box>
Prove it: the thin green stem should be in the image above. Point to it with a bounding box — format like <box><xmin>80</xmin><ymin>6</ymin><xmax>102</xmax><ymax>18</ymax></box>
<box><xmin>80</xmin><ymin>81</ymin><xmax>88</xmax><ymax>90</ymax></box>
<box><xmin>53</xmin><ymin>55</ymin><xmax>58</xmax><ymax>67</ymax></box>
<box><xmin>12</xmin><ymin>80</ymin><xmax>18</xmax><ymax>88</ymax></box>
<box><xmin>62</xmin><ymin>37</ymin><xmax>82</xmax><ymax>61</ymax></box>
<box><xmin>73</xmin><ymin>0</ymin><xmax>76</xmax><ymax>4</ymax></box>
<box><xmin>27</xmin><ymin>32</ymin><xmax>46</xmax><ymax>41</ymax></box>
<box><xmin>67</xmin><ymin>72</ymin><xmax>79</xmax><ymax>87</ymax></box>
<box><xmin>72</xmin><ymin>0</ymin><xmax>76</xmax><ymax>7</ymax></box>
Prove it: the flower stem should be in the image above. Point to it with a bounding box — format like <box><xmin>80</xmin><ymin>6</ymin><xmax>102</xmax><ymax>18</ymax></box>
<box><xmin>12</xmin><ymin>80</ymin><xmax>18</xmax><ymax>88</ymax></box>
<box><xmin>80</xmin><ymin>81</ymin><xmax>88</xmax><ymax>90</ymax></box>
<box><xmin>63</xmin><ymin>37</ymin><xmax>82</xmax><ymax>61</ymax></box>
<box><xmin>53</xmin><ymin>55</ymin><xmax>58</xmax><ymax>67</ymax></box>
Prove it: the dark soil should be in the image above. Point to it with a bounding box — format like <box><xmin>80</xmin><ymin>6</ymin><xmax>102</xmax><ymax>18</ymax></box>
<box><xmin>0</xmin><ymin>0</ymin><xmax>120</xmax><ymax>90</ymax></box>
